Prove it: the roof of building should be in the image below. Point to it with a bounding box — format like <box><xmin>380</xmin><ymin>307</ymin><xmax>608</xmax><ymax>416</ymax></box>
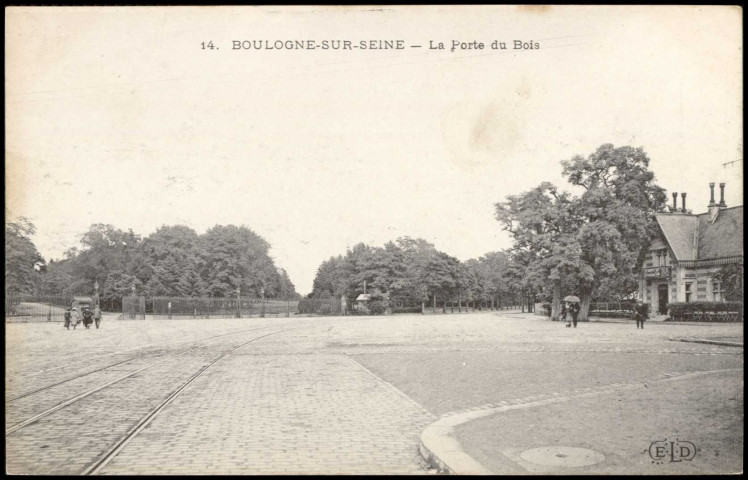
<box><xmin>655</xmin><ymin>206</ymin><xmax>743</xmax><ymax>262</ymax></box>
<box><xmin>655</xmin><ymin>214</ymin><xmax>699</xmax><ymax>261</ymax></box>
<box><xmin>356</xmin><ymin>294</ymin><xmax>372</xmax><ymax>301</ymax></box>
<box><xmin>697</xmin><ymin>206</ymin><xmax>744</xmax><ymax>260</ymax></box>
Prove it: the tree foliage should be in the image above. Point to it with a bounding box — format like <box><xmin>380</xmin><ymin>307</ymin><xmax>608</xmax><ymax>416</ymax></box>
<box><xmin>5</xmin><ymin>217</ymin><xmax>45</xmax><ymax>294</ymax></box>
<box><xmin>714</xmin><ymin>264</ymin><xmax>744</xmax><ymax>302</ymax></box>
<box><xmin>36</xmin><ymin>223</ymin><xmax>298</xmax><ymax>299</ymax></box>
<box><xmin>495</xmin><ymin>182</ymin><xmax>582</xmax><ymax>319</ymax></box>
<box><xmin>562</xmin><ymin>144</ymin><xmax>667</xmax><ymax>318</ymax></box>
<box><xmin>309</xmin><ymin>237</ymin><xmax>518</xmax><ymax>308</ymax></box>
<box><xmin>496</xmin><ymin>144</ymin><xmax>668</xmax><ymax>320</ymax></box>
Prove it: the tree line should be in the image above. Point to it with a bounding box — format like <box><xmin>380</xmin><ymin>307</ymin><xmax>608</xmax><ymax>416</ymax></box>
<box><xmin>308</xmin><ymin>144</ymin><xmax>676</xmax><ymax>320</ymax></box>
<box><xmin>309</xmin><ymin>237</ymin><xmax>521</xmax><ymax>309</ymax></box>
<box><xmin>4</xmin><ymin>222</ymin><xmax>299</xmax><ymax>302</ymax></box>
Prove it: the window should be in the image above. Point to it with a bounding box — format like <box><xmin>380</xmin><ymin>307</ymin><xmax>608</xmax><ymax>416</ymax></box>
<box><xmin>685</xmin><ymin>283</ymin><xmax>693</xmax><ymax>303</ymax></box>
<box><xmin>712</xmin><ymin>281</ymin><xmax>724</xmax><ymax>302</ymax></box>
<box><xmin>656</xmin><ymin>250</ymin><xmax>668</xmax><ymax>266</ymax></box>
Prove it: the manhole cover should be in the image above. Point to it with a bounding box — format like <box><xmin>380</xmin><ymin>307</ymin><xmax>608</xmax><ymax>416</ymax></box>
<box><xmin>520</xmin><ymin>446</ymin><xmax>605</xmax><ymax>467</ymax></box>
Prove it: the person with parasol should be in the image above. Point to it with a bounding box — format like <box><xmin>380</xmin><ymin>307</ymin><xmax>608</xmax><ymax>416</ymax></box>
<box><xmin>563</xmin><ymin>295</ymin><xmax>581</xmax><ymax>328</ymax></box>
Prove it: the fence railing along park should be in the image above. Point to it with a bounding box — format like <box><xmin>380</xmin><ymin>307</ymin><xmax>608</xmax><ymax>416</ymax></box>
<box><xmin>6</xmin><ymin>292</ymin><xmax>526</xmax><ymax>323</ymax></box>
<box><xmin>5</xmin><ymin>293</ymin><xmax>72</xmax><ymax>323</ymax></box>
<box><xmin>4</xmin><ymin>292</ymin><xmax>302</xmax><ymax>323</ymax></box>
<box><xmin>146</xmin><ymin>296</ymin><xmax>300</xmax><ymax>319</ymax></box>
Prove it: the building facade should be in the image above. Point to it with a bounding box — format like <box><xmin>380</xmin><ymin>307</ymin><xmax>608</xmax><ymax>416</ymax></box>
<box><xmin>640</xmin><ymin>183</ymin><xmax>743</xmax><ymax>315</ymax></box>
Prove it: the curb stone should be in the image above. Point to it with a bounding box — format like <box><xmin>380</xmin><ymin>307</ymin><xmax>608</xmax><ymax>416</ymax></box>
<box><xmin>418</xmin><ymin>368</ymin><xmax>742</xmax><ymax>475</ymax></box>
<box><xmin>672</xmin><ymin>338</ymin><xmax>743</xmax><ymax>348</ymax></box>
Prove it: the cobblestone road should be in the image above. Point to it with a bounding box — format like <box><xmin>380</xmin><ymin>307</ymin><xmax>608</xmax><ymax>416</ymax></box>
<box><xmin>4</xmin><ymin>312</ymin><xmax>743</xmax><ymax>475</ymax></box>
<box><xmin>101</xmin><ymin>354</ymin><xmax>434</xmax><ymax>475</ymax></box>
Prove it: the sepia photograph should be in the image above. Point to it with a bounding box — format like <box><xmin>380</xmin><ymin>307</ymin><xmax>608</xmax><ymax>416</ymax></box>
<box><xmin>4</xmin><ymin>5</ymin><xmax>743</xmax><ymax>475</ymax></box>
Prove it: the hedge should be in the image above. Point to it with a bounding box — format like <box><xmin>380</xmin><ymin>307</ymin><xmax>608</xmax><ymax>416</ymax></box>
<box><xmin>391</xmin><ymin>306</ymin><xmax>422</xmax><ymax>314</ymax></box>
<box><xmin>666</xmin><ymin>301</ymin><xmax>743</xmax><ymax>322</ymax></box>
<box><xmin>591</xmin><ymin>310</ymin><xmax>635</xmax><ymax>319</ymax></box>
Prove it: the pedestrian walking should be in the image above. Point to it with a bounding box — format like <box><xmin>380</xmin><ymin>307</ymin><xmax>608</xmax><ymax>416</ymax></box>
<box><xmin>93</xmin><ymin>306</ymin><xmax>102</xmax><ymax>329</ymax></box>
<box><xmin>562</xmin><ymin>295</ymin><xmax>581</xmax><ymax>328</ymax></box>
<box><xmin>634</xmin><ymin>301</ymin><xmax>648</xmax><ymax>329</ymax></box>
<box><xmin>569</xmin><ymin>302</ymin><xmax>581</xmax><ymax>328</ymax></box>
<box><xmin>64</xmin><ymin>308</ymin><xmax>72</xmax><ymax>330</ymax></box>
<box><xmin>82</xmin><ymin>307</ymin><xmax>93</xmax><ymax>329</ymax></box>
<box><xmin>71</xmin><ymin>308</ymin><xmax>80</xmax><ymax>329</ymax></box>
<box><xmin>561</xmin><ymin>303</ymin><xmax>571</xmax><ymax>327</ymax></box>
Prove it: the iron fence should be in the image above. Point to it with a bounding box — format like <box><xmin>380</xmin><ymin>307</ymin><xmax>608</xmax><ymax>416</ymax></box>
<box><xmin>5</xmin><ymin>293</ymin><xmax>72</xmax><ymax>323</ymax></box>
<box><xmin>297</xmin><ymin>298</ymin><xmax>343</xmax><ymax>316</ymax></box>
<box><xmin>122</xmin><ymin>296</ymin><xmax>146</xmax><ymax>320</ymax></box>
<box><xmin>148</xmin><ymin>296</ymin><xmax>299</xmax><ymax>319</ymax></box>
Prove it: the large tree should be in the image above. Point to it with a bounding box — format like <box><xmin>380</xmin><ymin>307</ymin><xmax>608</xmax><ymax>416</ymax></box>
<box><xmin>140</xmin><ymin>225</ymin><xmax>202</xmax><ymax>297</ymax></box>
<box><xmin>469</xmin><ymin>251</ymin><xmax>516</xmax><ymax>308</ymax></box>
<box><xmin>200</xmin><ymin>225</ymin><xmax>280</xmax><ymax>298</ymax></box>
<box><xmin>495</xmin><ymin>145</ymin><xmax>666</xmax><ymax>320</ymax></box>
<box><xmin>310</xmin><ymin>255</ymin><xmax>347</xmax><ymax>298</ymax></box>
<box><xmin>396</xmin><ymin>237</ymin><xmax>438</xmax><ymax>305</ymax></box>
<box><xmin>68</xmin><ymin>224</ymin><xmax>143</xmax><ymax>294</ymax></box>
<box><xmin>562</xmin><ymin>144</ymin><xmax>667</xmax><ymax>319</ymax></box>
<box><xmin>421</xmin><ymin>251</ymin><xmax>460</xmax><ymax>311</ymax></box>
<box><xmin>5</xmin><ymin>217</ymin><xmax>45</xmax><ymax>294</ymax></box>
<box><xmin>495</xmin><ymin>182</ymin><xmax>582</xmax><ymax>320</ymax></box>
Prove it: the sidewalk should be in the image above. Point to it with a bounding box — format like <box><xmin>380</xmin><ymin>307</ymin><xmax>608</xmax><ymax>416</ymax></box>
<box><xmin>451</xmin><ymin>369</ymin><xmax>743</xmax><ymax>474</ymax></box>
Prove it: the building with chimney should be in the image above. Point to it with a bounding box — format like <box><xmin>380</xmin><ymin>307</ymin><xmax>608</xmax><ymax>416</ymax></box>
<box><xmin>639</xmin><ymin>183</ymin><xmax>743</xmax><ymax>315</ymax></box>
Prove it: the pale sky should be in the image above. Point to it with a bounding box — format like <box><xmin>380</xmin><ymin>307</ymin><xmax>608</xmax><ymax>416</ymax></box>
<box><xmin>5</xmin><ymin>6</ymin><xmax>743</xmax><ymax>295</ymax></box>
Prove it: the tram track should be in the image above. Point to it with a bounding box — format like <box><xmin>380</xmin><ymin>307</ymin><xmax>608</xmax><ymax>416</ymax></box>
<box><xmin>5</xmin><ymin>323</ymin><xmax>288</xmax><ymax>434</ymax></box>
<box><xmin>81</xmin><ymin>328</ymin><xmax>288</xmax><ymax>475</ymax></box>
<box><xmin>11</xmin><ymin>323</ymin><xmax>283</xmax><ymax>380</ymax></box>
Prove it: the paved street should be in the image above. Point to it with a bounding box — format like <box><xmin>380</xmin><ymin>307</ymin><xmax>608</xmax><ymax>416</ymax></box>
<box><xmin>5</xmin><ymin>312</ymin><xmax>743</xmax><ymax>475</ymax></box>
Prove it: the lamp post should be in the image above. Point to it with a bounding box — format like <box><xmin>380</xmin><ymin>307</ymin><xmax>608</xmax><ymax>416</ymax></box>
<box><xmin>94</xmin><ymin>280</ymin><xmax>100</xmax><ymax>309</ymax></box>
<box><xmin>130</xmin><ymin>284</ymin><xmax>136</xmax><ymax>319</ymax></box>
<box><xmin>260</xmin><ymin>287</ymin><xmax>265</xmax><ymax>318</ymax></box>
<box><xmin>236</xmin><ymin>285</ymin><xmax>241</xmax><ymax>318</ymax></box>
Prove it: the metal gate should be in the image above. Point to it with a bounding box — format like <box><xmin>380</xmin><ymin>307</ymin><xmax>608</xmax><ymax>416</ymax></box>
<box><xmin>122</xmin><ymin>296</ymin><xmax>146</xmax><ymax>320</ymax></box>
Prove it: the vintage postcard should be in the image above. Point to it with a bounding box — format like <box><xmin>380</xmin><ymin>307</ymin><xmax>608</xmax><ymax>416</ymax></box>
<box><xmin>5</xmin><ymin>5</ymin><xmax>743</xmax><ymax>475</ymax></box>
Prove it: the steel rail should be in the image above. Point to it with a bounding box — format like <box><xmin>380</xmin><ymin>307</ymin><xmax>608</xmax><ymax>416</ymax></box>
<box><xmin>82</xmin><ymin>329</ymin><xmax>288</xmax><ymax>475</ymax></box>
<box><xmin>5</xmin><ymin>324</ymin><xmax>284</xmax><ymax>435</ymax></box>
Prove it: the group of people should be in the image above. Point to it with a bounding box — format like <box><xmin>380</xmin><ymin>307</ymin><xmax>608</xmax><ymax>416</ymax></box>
<box><xmin>560</xmin><ymin>300</ymin><xmax>581</xmax><ymax>328</ymax></box>
<box><xmin>63</xmin><ymin>306</ymin><xmax>102</xmax><ymax>330</ymax></box>
<box><xmin>558</xmin><ymin>297</ymin><xmax>649</xmax><ymax>329</ymax></box>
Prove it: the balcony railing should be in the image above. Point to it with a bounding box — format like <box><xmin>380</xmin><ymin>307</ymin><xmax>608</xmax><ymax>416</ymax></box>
<box><xmin>644</xmin><ymin>265</ymin><xmax>671</xmax><ymax>278</ymax></box>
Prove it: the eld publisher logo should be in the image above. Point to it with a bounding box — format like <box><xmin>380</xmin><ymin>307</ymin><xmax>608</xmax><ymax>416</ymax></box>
<box><xmin>648</xmin><ymin>439</ymin><xmax>697</xmax><ymax>464</ymax></box>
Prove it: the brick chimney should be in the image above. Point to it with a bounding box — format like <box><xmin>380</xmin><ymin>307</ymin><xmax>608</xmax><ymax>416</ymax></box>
<box><xmin>672</xmin><ymin>192</ymin><xmax>678</xmax><ymax>212</ymax></box>
<box><xmin>708</xmin><ymin>183</ymin><xmax>721</xmax><ymax>222</ymax></box>
<box><xmin>719</xmin><ymin>182</ymin><xmax>727</xmax><ymax>208</ymax></box>
<box><xmin>681</xmin><ymin>193</ymin><xmax>687</xmax><ymax>213</ymax></box>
